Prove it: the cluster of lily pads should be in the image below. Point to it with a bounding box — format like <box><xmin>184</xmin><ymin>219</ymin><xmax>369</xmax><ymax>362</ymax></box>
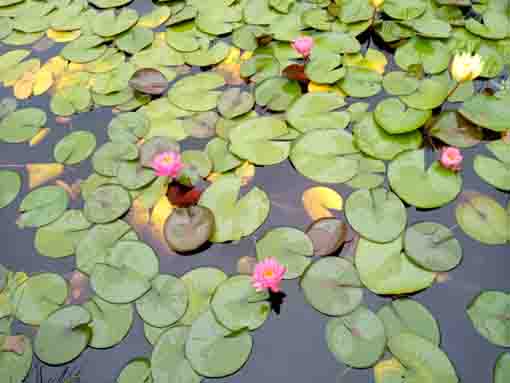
<box><xmin>0</xmin><ymin>0</ymin><xmax>509</xmax><ymax>382</ymax></box>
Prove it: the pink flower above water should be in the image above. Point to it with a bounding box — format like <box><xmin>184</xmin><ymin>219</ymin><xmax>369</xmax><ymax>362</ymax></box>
<box><xmin>151</xmin><ymin>151</ymin><xmax>184</xmax><ymax>178</ymax></box>
<box><xmin>292</xmin><ymin>36</ymin><xmax>314</xmax><ymax>58</ymax></box>
<box><xmin>440</xmin><ymin>147</ymin><xmax>463</xmax><ymax>171</ymax></box>
<box><xmin>252</xmin><ymin>257</ymin><xmax>286</xmax><ymax>293</ymax></box>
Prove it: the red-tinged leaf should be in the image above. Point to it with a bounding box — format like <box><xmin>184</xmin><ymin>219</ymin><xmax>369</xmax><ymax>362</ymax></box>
<box><xmin>256</xmin><ymin>35</ymin><xmax>273</xmax><ymax>47</ymax></box>
<box><xmin>167</xmin><ymin>183</ymin><xmax>203</xmax><ymax>207</ymax></box>
<box><xmin>2</xmin><ymin>335</ymin><xmax>26</xmax><ymax>355</ymax></box>
<box><xmin>283</xmin><ymin>64</ymin><xmax>308</xmax><ymax>82</ymax></box>
<box><xmin>129</xmin><ymin>68</ymin><xmax>168</xmax><ymax>95</ymax></box>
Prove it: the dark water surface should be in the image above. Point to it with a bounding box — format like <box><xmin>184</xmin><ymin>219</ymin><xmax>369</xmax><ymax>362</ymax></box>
<box><xmin>0</xmin><ymin>1</ymin><xmax>509</xmax><ymax>383</ymax></box>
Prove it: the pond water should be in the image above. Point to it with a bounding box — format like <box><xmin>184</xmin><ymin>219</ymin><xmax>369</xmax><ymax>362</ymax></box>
<box><xmin>0</xmin><ymin>0</ymin><xmax>509</xmax><ymax>383</ymax></box>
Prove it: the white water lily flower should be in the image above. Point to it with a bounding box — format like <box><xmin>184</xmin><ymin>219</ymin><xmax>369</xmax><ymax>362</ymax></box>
<box><xmin>451</xmin><ymin>52</ymin><xmax>483</xmax><ymax>82</ymax></box>
<box><xmin>371</xmin><ymin>0</ymin><xmax>384</xmax><ymax>8</ymax></box>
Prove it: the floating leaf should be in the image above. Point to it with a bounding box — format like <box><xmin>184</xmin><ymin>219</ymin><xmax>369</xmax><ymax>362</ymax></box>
<box><xmin>0</xmin><ymin>107</ymin><xmax>46</xmax><ymax>143</ymax></box>
<box><xmin>404</xmin><ymin>222</ymin><xmax>462</xmax><ymax>272</ymax></box>
<box><xmin>474</xmin><ymin>140</ymin><xmax>510</xmax><ymax>191</ymax></box>
<box><xmin>26</xmin><ymin>163</ymin><xmax>64</xmax><ymax>189</ymax></box>
<box><xmin>374</xmin><ymin>98</ymin><xmax>431</xmax><ymax>134</ymax></box>
<box><xmin>92</xmin><ymin>142</ymin><xmax>139</xmax><ymax>177</ymax></box>
<box><xmin>17</xmin><ymin>185</ymin><xmax>69</xmax><ymax>228</ymax></box>
<box><xmin>256</xmin><ymin>227</ymin><xmax>313</xmax><ymax>279</ymax></box>
<box><xmin>255</xmin><ymin>77</ymin><xmax>301</xmax><ymax>112</ymax></box>
<box><xmin>139</xmin><ymin>136</ymin><xmax>179</xmax><ymax>168</ymax></box>
<box><xmin>428</xmin><ymin>111</ymin><xmax>483</xmax><ymax>148</ymax></box>
<box><xmin>136</xmin><ymin>274</ymin><xmax>188</xmax><ymax>327</ymax></box>
<box><xmin>0</xmin><ymin>333</ymin><xmax>32</xmax><ymax>383</ymax></box>
<box><xmin>301</xmin><ymin>257</ymin><xmax>363</xmax><ymax>316</ymax></box>
<box><xmin>108</xmin><ymin>112</ymin><xmax>150</xmax><ymax>143</ymax></box>
<box><xmin>34</xmin><ymin>305</ymin><xmax>91</xmax><ymax>365</ymax></box>
<box><xmin>460</xmin><ymin>94</ymin><xmax>510</xmax><ymax>132</ymax></box>
<box><xmin>168</xmin><ymin>72</ymin><xmax>225</xmax><ymax>112</ymax></box>
<box><xmin>164</xmin><ymin>206</ymin><xmax>214</xmax><ymax>253</ymax></box>
<box><xmin>198</xmin><ymin>175</ymin><xmax>270</xmax><ymax>243</ymax></box>
<box><xmin>306</xmin><ymin>218</ymin><xmax>348</xmax><ymax>257</ymax></box>
<box><xmin>302</xmin><ymin>186</ymin><xmax>343</xmax><ymax>221</ymax></box>
<box><xmin>185</xmin><ymin>310</ymin><xmax>252</xmax><ymax>378</ymax></box>
<box><xmin>0</xmin><ymin>170</ymin><xmax>21</xmax><ymax>209</ymax></box>
<box><xmin>84</xmin><ymin>185</ymin><xmax>131</xmax><ymax>224</ymax></box>
<box><xmin>54</xmin><ymin>131</ymin><xmax>96</xmax><ymax>165</ymax></box>
<box><xmin>495</xmin><ymin>353</ymin><xmax>510</xmax><ymax>383</ymax></box>
<box><xmin>117</xmin><ymin>358</ymin><xmax>153</xmax><ymax>383</ymax></box>
<box><xmin>129</xmin><ymin>68</ymin><xmax>168</xmax><ymax>95</ymax></box>
<box><xmin>218</xmin><ymin>88</ymin><xmax>254</xmax><ymax>119</ymax></box>
<box><xmin>326</xmin><ymin>306</ymin><xmax>386</xmax><ymax>368</ymax></box>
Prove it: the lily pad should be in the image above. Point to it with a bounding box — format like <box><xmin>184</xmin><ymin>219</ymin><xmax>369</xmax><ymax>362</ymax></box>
<box><xmin>84</xmin><ymin>185</ymin><xmax>131</xmax><ymax>224</ymax></box>
<box><xmin>92</xmin><ymin>9</ymin><xmax>139</xmax><ymax>37</ymax></box>
<box><xmin>404</xmin><ymin>222</ymin><xmax>462</xmax><ymax>272</ymax></box>
<box><xmin>164</xmin><ymin>206</ymin><xmax>214</xmax><ymax>253</ymax></box>
<box><xmin>136</xmin><ymin>274</ymin><xmax>188</xmax><ymax>327</ymax></box>
<box><xmin>34</xmin><ymin>210</ymin><xmax>91</xmax><ymax>258</ymax></box>
<box><xmin>395</xmin><ymin>37</ymin><xmax>450</xmax><ymax>74</ymax></box>
<box><xmin>474</xmin><ymin>140</ymin><xmax>510</xmax><ymax>191</ymax></box>
<box><xmin>0</xmin><ymin>107</ymin><xmax>46</xmax><ymax>143</ymax></box>
<box><xmin>198</xmin><ymin>175</ymin><xmax>270</xmax><ymax>243</ymax></box>
<box><xmin>54</xmin><ymin>131</ymin><xmax>96</xmax><ymax>165</ymax></box>
<box><xmin>428</xmin><ymin>111</ymin><xmax>483</xmax><ymax>148</ymax></box>
<box><xmin>206</xmin><ymin>137</ymin><xmax>242</xmax><ymax>173</ymax></box>
<box><xmin>382</xmin><ymin>0</ymin><xmax>426</xmax><ymax>20</ymax></box>
<box><xmin>459</xmin><ymin>94</ymin><xmax>510</xmax><ymax>132</ymax></box>
<box><xmin>286</xmin><ymin>92</ymin><xmax>347</xmax><ymax>133</ymax></box>
<box><xmin>168</xmin><ymin>72</ymin><xmax>225</xmax><ymax>112</ymax></box>
<box><xmin>326</xmin><ymin>306</ymin><xmax>386</xmax><ymax>368</ymax></box>
<box><xmin>116</xmin><ymin>27</ymin><xmax>154</xmax><ymax>55</ymax></box>
<box><xmin>185</xmin><ymin>310</ymin><xmax>252</xmax><ymax>378</ymax></box>
<box><xmin>400</xmin><ymin>77</ymin><xmax>449</xmax><ymax>110</ymax></box>
<box><xmin>92</xmin><ymin>142</ymin><xmax>139</xmax><ymax>177</ymax></box>
<box><xmin>305</xmin><ymin>218</ymin><xmax>348</xmax><ymax>257</ymax></box>
<box><xmin>301</xmin><ymin>257</ymin><xmax>363</xmax><ymax>316</ymax></box>
<box><xmin>218</xmin><ymin>88</ymin><xmax>254</xmax><ymax>119</ymax></box>
<box><xmin>211</xmin><ymin>275</ymin><xmax>270</xmax><ymax>331</ymax></box>
<box><xmin>388</xmin><ymin>149</ymin><xmax>462</xmax><ymax>209</ymax></box>
<box><xmin>387</xmin><ymin>333</ymin><xmax>458</xmax><ymax>383</ymax></box>
<box><xmin>256</xmin><ymin>227</ymin><xmax>313</xmax><ymax>279</ymax></box>
<box><xmin>382</xmin><ymin>71</ymin><xmax>419</xmax><ymax>96</ymax></box>
<box><xmin>180</xmin><ymin>267</ymin><xmax>227</xmax><ymax>325</ymax></box>
<box><xmin>11</xmin><ymin>272</ymin><xmax>68</xmax><ymax>325</ymax></box>
<box><xmin>17</xmin><ymin>185</ymin><xmax>69</xmax><ymax>229</ymax></box>
<box><xmin>129</xmin><ymin>68</ymin><xmax>168</xmax><ymax>95</ymax></box>
<box><xmin>339</xmin><ymin>67</ymin><xmax>382</xmax><ymax>98</ymax></box>
<box><xmin>377</xmin><ymin>298</ymin><xmax>441</xmax><ymax>346</ymax></box>
<box><xmin>90</xmin><ymin>240</ymin><xmax>159</xmax><ymax>303</ymax></box>
<box><xmin>229</xmin><ymin>117</ymin><xmax>290</xmax><ymax>165</ymax></box>
<box><xmin>345</xmin><ymin>153</ymin><xmax>386</xmax><ymax>189</ymax></box>
<box><xmin>455</xmin><ymin>192</ymin><xmax>508</xmax><ymax>245</ymax></box>
<box><xmin>374</xmin><ymin>98</ymin><xmax>431</xmax><ymax>134</ymax></box>
<box><xmin>355</xmin><ymin>236</ymin><xmax>435</xmax><ymax>295</ymax></box>
<box><xmin>0</xmin><ymin>333</ymin><xmax>32</xmax><ymax>383</ymax></box>
<box><xmin>151</xmin><ymin>326</ymin><xmax>201</xmax><ymax>383</ymax></box>
<box><xmin>108</xmin><ymin>112</ymin><xmax>150</xmax><ymax>143</ymax></box>
<box><xmin>290</xmin><ymin>129</ymin><xmax>359</xmax><ymax>183</ymax></box>
<box><xmin>345</xmin><ymin>188</ymin><xmax>407</xmax><ymax>244</ymax></box>
<box><xmin>495</xmin><ymin>353</ymin><xmax>510</xmax><ymax>383</ymax></box>
<box><xmin>34</xmin><ymin>305</ymin><xmax>91</xmax><ymax>365</ymax></box>
<box><xmin>117</xmin><ymin>358</ymin><xmax>153</xmax><ymax>383</ymax></box>
<box><xmin>117</xmin><ymin>161</ymin><xmax>157</xmax><ymax>190</ymax></box>
<box><xmin>255</xmin><ymin>77</ymin><xmax>301</xmax><ymax>112</ymax></box>
<box><xmin>83</xmin><ymin>296</ymin><xmax>133</xmax><ymax>349</ymax></box>
<box><xmin>0</xmin><ymin>170</ymin><xmax>21</xmax><ymax>209</ymax></box>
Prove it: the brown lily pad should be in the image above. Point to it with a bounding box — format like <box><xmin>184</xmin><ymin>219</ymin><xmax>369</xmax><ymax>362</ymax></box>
<box><xmin>164</xmin><ymin>206</ymin><xmax>214</xmax><ymax>252</ymax></box>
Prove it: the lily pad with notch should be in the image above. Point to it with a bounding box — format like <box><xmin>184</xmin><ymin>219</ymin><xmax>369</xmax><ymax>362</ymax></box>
<box><xmin>305</xmin><ymin>218</ymin><xmax>348</xmax><ymax>257</ymax></box>
<box><xmin>17</xmin><ymin>185</ymin><xmax>69</xmax><ymax>229</ymax></box>
<box><xmin>54</xmin><ymin>131</ymin><xmax>96</xmax><ymax>165</ymax></box>
<box><xmin>164</xmin><ymin>206</ymin><xmax>214</xmax><ymax>253</ymax></box>
<box><xmin>474</xmin><ymin>140</ymin><xmax>510</xmax><ymax>191</ymax></box>
<box><xmin>84</xmin><ymin>185</ymin><xmax>131</xmax><ymax>224</ymax></box>
<box><xmin>374</xmin><ymin>98</ymin><xmax>431</xmax><ymax>134</ymax></box>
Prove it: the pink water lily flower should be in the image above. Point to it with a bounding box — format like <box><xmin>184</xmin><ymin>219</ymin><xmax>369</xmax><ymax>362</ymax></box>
<box><xmin>151</xmin><ymin>151</ymin><xmax>184</xmax><ymax>178</ymax></box>
<box><xmin>252</xmin><ymin>257</ymin><xmax>286</xmax><ymax>293</ymax></box>
<box><xmin>292</xmin><ymin>36</ymin><xmax>314</xmax><ymax>58</ymax></box>
<box><xmin>440</xmin><ymin>147</ymin><xmax>463</xmax><ymax>171</ymax></box>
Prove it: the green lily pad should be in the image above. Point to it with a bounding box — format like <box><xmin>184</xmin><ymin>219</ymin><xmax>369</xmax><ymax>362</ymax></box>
<box><xmin>117</xmin><ymin>358</ymin><xmax>153</xmax><ymax>383</ymax></box>
<box><xmin>387</xmin><ymin>333</ymin><xmax>458</xmax><ymax>383</ymax></box>
<box><xmin>466</xmin><ymin>11</ymin><xmax>508</xmax><ymax>40</ymax></box>
<box><xmin>92</xmin><ymin>9</ymin><xmax>139</xmax><ymax>37</ymax></box>
<box><xmin>0</xmin><ymin>333</ymin><xmax>32</xmax><ymax>383</ymax></box>
<box><xmin>136</xmin><ymin>274</ymin><xmax>188</xmax><ymax>328</ymax></box>
<box><xmin>305</xmin><ymin>53</ymin><xmax>345</xmax><ymax>84</ymax></box>
<box><xmin>54</xmin><ymin>131</ymin><xmax>96</xmax><ymax>165</ymax></box>
<box><xmin>355</xmin><ymin>236</ymin><xmax>435</xmax><ymax>295</ymax></box>
<box><xmin>474</xmin><ymin>140</ymin><xmax>510</xmax><ymax>191</ymax></box>
<box><xmin>108</xmin><ymin>112</ymin><xmax>150</xmax><ymax>143</ymax></box>
<box><xmin>116</xmin><ymin>27</ymin><xmax>154</xmax><ymax>55</ymax></box>
<box><xmin>467</xmin><ymin>291</ymin><xmax>510</xmax><ymax>347</ymax></box>
<box><xmin>185</xmin><ymin>310</ymin><xmax>252</xmax><ymax>378</ymax></box>
<box><xmin>51</xmin><ymin>86</ymin><xmax>92</xmax><ymax>116</ymax></box>
<box><xmin>83</xmin><ymin>296</ymin><xmax>133</xmax><ymax>349</ymax></box>
<box><xmin>395</xmin><ymin>37</ymin><xmax>450</xmax><ymax>75</ymax></box>
<box><xmin>229</xmin><ymin>117</ymin><xmax>290</xmax><ymax>165</ymax></box>
<box><xmin>388</xmin><ymin>149</ymin><xmax>462</xmax><ymax>209</ymax></box>
<box><xmin>61</xmin><ymin>35</ymin><xmax>106</xmax><ymax>63</ymax></box>
<box><xmin>211</xmin><ymin>275</ymin><xmax>270</xmax><ymax>331</ymax></box>
<box><xmin>256</xmin><ymin>227</ymin><xmax>313</xmax><ymax>279</ymax></box>
<box><xmin>286</xmin><ymin>92</ymin><xmax>347</xmax><ymax>132</ymax></box>
<box><xmin>218</xmin><ymin>88</ymin><xmax>254</xmax><ymax>119</ymax></box>
<box><xmin>455</xmin><ymin>192</ymin><xmax>508</xmax><ymax>245</ymax></box>
<box><xmin>345</xmin><ymin>153</ymin><xmax>386</xmax><ymax>189</ymax></box>
<box><xmin>301</xmin><ymin>257</ymin><xmax>363</xmax><ymax>316</ymax></box>
<box><xmin>206</xmin><ymin>137</ymin><xmax>242</xmax><ymax>173</ymax></box>
<box><xmin>92</xmin><ymin>142</ymin><xmax>139</xmax><ymax>177</ymax></box>
<box><xmin>374</xmin><ymin>98</ymin><xmax>431</xmax><ymax>134</ymax></box>
<box><xmin>84</xmin><ymin>185</ymin><xmax>131</xmax><ymax>224</ymax></box>
<box><xmin>382</xmin><ymin>0</ymin><xmax>426</xmax><ymax>20</ymax></box>
<box><xmin>181</xmin><ymin>150</ymin><xmax>211</xmax><ymax>178</ymax></box>
<box><xmin>254</xmin><ymin>77</ymin><xmax>301</xmax><ymax>112</ymax></box>
<box><xmin>339</xmin><ymin>67</ymin><xmax>382</xmax><ymax>98</ymax></box>
<box><xmin>0</xmin><ymin>170</ymin><xmax>21</xmax><ymax>209</ymax></box>
<box><xmin>198</xmin><ymin>175</ymin><xmax>270</xmax><ymax>243</ymax></box>
<box><xmin>151</xmin><ymin>326</ymin><xmax>202</xmax><ymax>383</ymax></box>
<box><xmin>353</xmin><ymin>114</ymin><xmax>423</xmax><ymax>161</ymax></box>
<box><xmin>290</xmin><ymin>129</ymin><xmax>359</xmax><ymax>183</ymax></box>
<box><xmin>76</xmin><ymin>220</ymin><xmax>131</xmax><ymax>274</ymax></box>
<box><xmin>180</xmin><ymin>267</ymin><xmax>227</xmax><ymax>325</ymax></box>
<box><xmin>168</xmin><ymin>73</ymin><xmax>225</xmax><ymax>112</ymax></box>
<box><xmin>326</xmin><ymin>306</ymin><xmax>386</xmax><ymax>368</ymax></box>
<box><xmin>377</xmin><ymin>298</ymin><xmax>441</xmax><ymax>346</ymax></box>
<box><xmin>34</xmin><ymin>210</ymin><xmax>91</xmax><ymax>258</ymax></box>
<box><xmin>345</xmin><ymin>188</ymin><xmax>407</xmax><ymax>243</ymax></box>
<box><xmin>184</xmin><ymin>41</ymin><xmax>230</xmax><ymax>67</ymax></box>
<box><xmin>34</xmin><ymin>305</ymin><xmax>91</xmax><ymax>365</ymax></box>
<box><xmin>495</xmin><ymin>353</ymin><xmax>510</xmax><ymax>383</ymax></box>
<box><xmin>240</xmin><ymin>54</ymin><xmax>280</xmax><ymax>83</ymax></box>
<box><xmin>90</xmin><ymin>240</ymin><xmax>159</xmax><ymax>303</ymax></box>
<box><xmin>0</xmin><ymin>107</ymin><xmax>46</xmax><ymax>143</ymax></box>
<box><xmin>404</xmin><ymin>222</ymin><xmax>462</xmax><ymax>272</ymax></box>
<box><xmin>17</xmin><ymin>185</ymin><xmax>69</xmax><ymax>229</ymax></box>
<box><xmin>11</xmin><ymin>272</ymin><xmax>68</xmax><ymax>325</ymax></box>
<box><xmin>382</xmin><ymin>71</ymin><xmax>420</xmax><ymax>96</ymax></box>
<box><xmin>117</xmin><ymin>161</ymin><xmax>157</xmax><ymax>190</ymax></box>
<box><xmin>400</xmin><ymin>77</ymin><xmax>449</xmax><ymax>110</ymax></box>
<box><xmin>428</xmin><ymin>111</ymin><xmax>483</xmax><ymax>148</ymax></box>
<box><xmin>459</xmin><ymin>93</ymin><xmax>510</xmax><ymax>132</ymax></box>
